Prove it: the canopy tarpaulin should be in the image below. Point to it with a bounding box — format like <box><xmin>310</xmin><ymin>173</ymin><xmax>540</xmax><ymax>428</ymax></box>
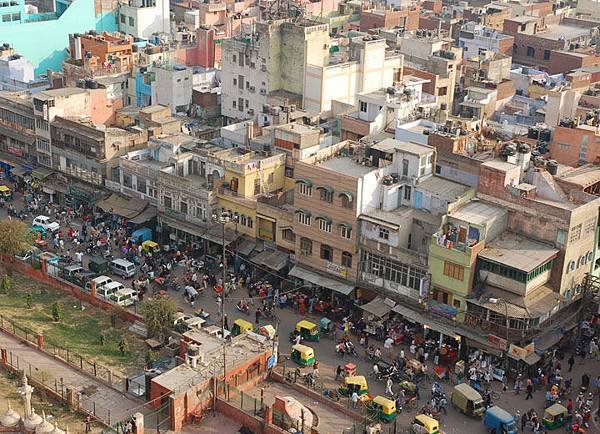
<box><xmin>96</xmin><ymin>193</ymin><xmax>149</xmax><ymax>219</ymax></box>
<box><xmin>129</xmin><ymin>206</ymin><xmax>157</xmax><ymax>225</ymax></box>
<box><xmin>360</xmin><ymin>296</ymin><xmax>395</xmax><ymax>318</ymax></box>
<box><xmin>288</xmin><ymin>265</ymin><xmax>354</xmax><ymax>295</ymax></box>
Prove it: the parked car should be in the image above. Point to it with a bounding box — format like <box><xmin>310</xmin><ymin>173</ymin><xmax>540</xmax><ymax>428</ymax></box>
<box><xmin>84</xmin><ymin>275</ymin><xmax>113</xmax><ymax>293</ymax></box>
<box><xmin>110</xmin><ymin>258</ymin><xmax>136</xmax><ymax>278</ymax></box>
<box><xmin>97</xmin><ymin>281</ymin><xmax>124</xmax><ymax>300</ymax></box>
<box><xmin>32</xmin><ymin>215</ymin><xmax>60</xmax><ymax>232</ymax></box>
<box><xmin>111</xmin><ymin>288</ymin><xmax>138</xmax><ymax>307</ymax></box>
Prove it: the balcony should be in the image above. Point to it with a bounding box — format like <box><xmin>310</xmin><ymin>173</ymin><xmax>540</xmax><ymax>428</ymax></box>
<box><xmin>430</xmin><ymin>231</ymin><xmax>484</xmax><ymax>266</ymax></box>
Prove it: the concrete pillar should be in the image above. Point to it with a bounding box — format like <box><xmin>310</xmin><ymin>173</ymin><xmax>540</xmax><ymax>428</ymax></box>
<box><xmin>40</xmin><ymin>259</ymin><xmax>47</xmax><ymax>275</ymax></box>
<box><xmin>1</xmin><ymin>348</ymin><xmax>7</xmax><ymax>366</ymax></box>
<box><xmin>36</xmin><ymin>334</ymin><xmax>44</xmax><ymax>351</ymax></box>
<box><xmin>90</xmin><ymin>280</ymin><xmax>97</xmax><ymax>299</ymax></box>
<box><xmin>264</xmin><ymin>405</ymin><xmax>273</xmax><ymax>425</ymax></box>
<box><xmin>132</xmin><ymin>412</ymin><xmax>144</xmax><ymax>434</ymax></box>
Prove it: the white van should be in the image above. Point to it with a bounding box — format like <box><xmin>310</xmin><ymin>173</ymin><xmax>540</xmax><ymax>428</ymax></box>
<box><xmin>85</xmin><ymin>275</ymin><xmax>113</xmax><ymax>292</ymax></box>
<box><xmin>97</xmin><ymin>281</ymin><xmax>125</xmax><ymax>300</ymax></box>
<box><xmin>110</xmin><ymin>259</ymin><xmax>136</xmax><ymax>278</ymax></box>
<box><xmin>111</xmin><ymin>288</ymin><xmax>137</xmax><ymax>307</ymax></box>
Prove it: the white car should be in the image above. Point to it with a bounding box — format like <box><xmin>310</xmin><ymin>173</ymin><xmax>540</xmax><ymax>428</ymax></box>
<box><xmin>32</xmin><ymin>215</ymin><xmax>60</xmax><ymax>232</ymax></box>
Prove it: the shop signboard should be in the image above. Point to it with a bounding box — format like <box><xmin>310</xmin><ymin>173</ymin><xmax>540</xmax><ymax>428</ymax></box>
<box><xmin>326</xmin><ymin>261</ymin><xmax>347</xmax><ymax>278</ymax></box>
<box><xmin>508</xmin><ymin>343</ymin><xmax>528</xmax><ymax>360</ymax></box>
<box><xmin>487</xmin><ymin>334</ymin><xmax>508</xmax><ymax>350</ymax></box>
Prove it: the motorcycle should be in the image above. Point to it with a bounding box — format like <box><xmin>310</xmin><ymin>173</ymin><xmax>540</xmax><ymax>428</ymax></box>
<box><xmin>236</xmin><ymin>302</ymin><xmax>250</xmax><ymax>315</ymax></box>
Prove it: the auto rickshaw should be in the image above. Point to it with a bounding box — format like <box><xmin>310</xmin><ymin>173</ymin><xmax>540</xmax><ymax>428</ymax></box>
<box><xmin>290</xmin><ymin>344</ymin><xmax>315</xmax><ymax>366</ymax></box>
<box><xmin>367</xmin><ymin>396</ymin><xmax>396</xmax><ymax>422</ymax></box>
<box><xmin>295</xmin><ymin>320</ymin><xmax>320</xmax><ymax>342</ymax></box>
<box><xmin>484</xmin><ymin>406</ymin><xmax>517</xmax><ymax>434</ymax></box>
<box><xmin>259</xmin><ymin>325</ymin><xmax>276</xmax><ymax>339</ymax></box>
<box><xmin>451</xmin><ymin>383</ymin><xmax>485</xmax><ymax>418</ymax></box>
<box><xmin>231</xmin><ymin>319</ymin><xmax>254</xmax><ymax>336</ymax></box>
<box><xmin>319</xmin><ymin>317</ymin><xmax>333</xmax><ymax>335</ymax></box>
<box><xmin>141</xmin><ymin>240</ymin><xmax>161</xmax><ymax>255</ymax></box>
<box><xmin>0</xmin><ymin>185</ymin><xmax>12</xmax><ymax>201</ymax></box>
<box><xmin>338</xmin><ymin>375</ymin><xmax>368</xmax><ymax>396</ymax></box>
<box><xmin>411</xmin><ymin>414</ymin><xmax>440</xmax><ymax>434</ymax></box>
<box><xmin>542</xmin><ymin>403</ymin><xmax>571</xmax><ymax>430</ymax></box>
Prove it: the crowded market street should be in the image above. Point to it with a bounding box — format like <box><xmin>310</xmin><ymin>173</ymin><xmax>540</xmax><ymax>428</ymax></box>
<box><xmin>2</xmin><ymin>188</ymin><xmax>600</xmax><ymax>434</ymax></box>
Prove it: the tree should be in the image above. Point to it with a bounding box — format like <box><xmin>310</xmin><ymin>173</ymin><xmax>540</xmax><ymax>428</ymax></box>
<box><xmin>0</xmin><ymin>218</ymin><xmax>36</xmax><ymax>259</ymax></box>
<box><xmin>51</xmin><ymin>302</ymin><xmax>62</xmax><ymax>322</ymax></box>
<box><xmin>0</xmin><ymin>274</ymin><xmax>11</xmax><ymax>294</ymax></box>
<box><xmin>145</xmin><ymin>349</ymin><xmax>157</xmax><ymax>368</ymax></box>
<box><xmin>140</xmin><ymin>297</ymin><xmax>177</xmax><ymax>341</ymax></box>
<box><xmin>118</xmin><ymin>338</ymin><xmax>129</xmax><ymax>355</ymax></box>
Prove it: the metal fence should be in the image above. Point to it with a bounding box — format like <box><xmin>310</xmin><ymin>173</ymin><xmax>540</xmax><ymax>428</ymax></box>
<box><xmin>0</xmin><ymin>314</ymin><xmax>125</xmax><ymax>390</ymax></box>
<box><xmin>1</xmin><ymin>349</ymin><xmax>116</xmax><ymax>427</ymax></box>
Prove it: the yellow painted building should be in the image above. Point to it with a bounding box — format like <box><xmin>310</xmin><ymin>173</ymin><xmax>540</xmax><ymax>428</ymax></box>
<box><xmin>216</xmin><ymin>151</ymin><xmax>287</xmax><ymax>239</ymax></box>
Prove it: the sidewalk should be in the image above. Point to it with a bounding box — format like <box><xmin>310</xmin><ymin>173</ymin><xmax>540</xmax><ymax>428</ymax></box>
<box><xmin>0</xmin><ymin>330</ymin><xmax>141</xmax><ymax>426</ymax></box>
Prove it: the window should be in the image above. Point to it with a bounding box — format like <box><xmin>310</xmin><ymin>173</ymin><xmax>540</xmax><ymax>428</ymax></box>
<box><xmin>360</xmin><ymin>251</ymin><xmax>426</xmax><ymax>291</ymax></box>
<box><xmin>379</xmin><ymin>227</ymin><xmax>390</xmax><ymax>240</ymax></box>
<box><xmin>120</xmin><ymin>14</ymin><xmax>126</xmax><ymax>24</ymax></box>
<box><xmin>341</xmin><ymin>193</ymin><xmax>352</xmax><ymax>208</ymax></box>
<box><xmin>318</xmin><ymin>218</ymin><xmax>332</xmax><ymax>233</ymax></box>
<box><xmin>360</xmin><ymin>101</ymin><xmax>367</xmax><ymax>112</ymax></box>
<box><xmin>282</xmin><ymin>229</ymin><xmax>295</xmax><ymax>242</ymax></box>
<box><xmin>341</xmin><ymin>225</ymin><xmax>352</xmax><ymax>239</ymax></box>
<box><xmin>238</xmin><ymin>98</ymin><xmax>244</xmax><ymax>111</ymax></box>
<box><xmin>319</xmin><ymin>188</ymin><xmax>333</xmax><ymax>202</ymax></box>
<box><xmin>233</xmin><ymin>54</ymin><xmax>237</xmax><ymax>63</ymax></box>
<box><xmin>267</xmin><ymin>173</ymin><xmax>274</xmax><ymax>183</ymax></box>
<box><xmin>526</xmin><ymin>46</ymin><xmax>535</xmax><ymax>57</ymax></box>
<box><xmin>435</xmin><ymin>165</ymin><xmax>441</xmax><ymax>174</ymax></box>
<box><xmin>342</xmin><ymin>252</ymin><xmax>352</xmax><ymax>268</ymax></box>
<box><xmin>543</xmin><ymin>49</ymin><xmax>551</xmax><ymax>60</ymax></box>
<box><xmin>128</xmin><ymin>16</ymin><xmax>134</xmax><ymax>26</ymax></box>
<box><xmin>233</xmin><ymin>78</ymin><xmax>237</xmax><ymax>86</ymax></box>
<box><xmin>584</xmin><ymin>218</ymin><xmax>596</xmax><ymax>234</ymax></box>
<box><xmin>570</xmin><ymin>224</ymin><xmax>582</xmax><ymax>243</ymax></box>
<box><xmin>180</xmin><ymin>201</ymin><xmax>188</xmax><ymax>215</ymax></box>
<box><xmin>453</xmin><ymin>299</ymin><xmax>461</xmax><ymax>309</ymax></box>
<box><xmin>297</xmin><ymin>212</ymin><xmax>311</xmax><ymax>226</ymax></box>
<box><xmin>300</xmin><ymin>237</ymin><xmax>312</xmax><ymax>255</ymax></box>
<box><xmin>298</xmin><ymin>183</ymin><xmax>312</xmax><ymax>196</ymax></box>
<box><xmin>163</xmin><ymin>196</ymin><xmax>172</xmax><ymax>209</ymax></box>
<box><xmin>2</xmin><ymin>14</ymin><xmax>10</xmax><ymax>22</ymax></box>
<box><xmin>438</xmin><ymin>87</ymin><xmax>447</xmax><ymax>96</ymax></box>
<box><xmin>443</xmin><ymin>261</ymin><xmax>464</xmax><ymax>281</ymax></box>
<box><xmin>556</xmin><ymin>229</ymin><xmax>567</xmax><ymax>245</ymax></box>
<box><xmin>402</xmin><ymin>159</ymin><xmax>409</xmax><ymax>176</ymax></box>
<box><xmin>320</xmin><ymin>244</ymin><xmax>333</xmax><ymax>261</ymax></box>
<box><xmin>513</xmin><ymin>44</ymin><xmax>518</xmax><ymax>54</ymax></box>
<box><xmin>403</xmin><ymin>186</ymin><xmax>411</xmax><ymax>201</ymax></box>
<box><xmin>232</xmin><ymin>100</ymin><xmax>236</xmax><ymax>109</ymax></box>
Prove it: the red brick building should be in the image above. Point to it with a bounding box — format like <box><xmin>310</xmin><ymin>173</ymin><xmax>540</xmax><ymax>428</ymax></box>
<box><xmin>360</xmin><ymin>5</ymin><xmax>421</xmax><ymax>32</ymax></box>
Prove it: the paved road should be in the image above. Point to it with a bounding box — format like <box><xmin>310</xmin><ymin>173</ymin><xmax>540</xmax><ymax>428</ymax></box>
<box><xmin>4</xmin><ymin>190</ymin><xmax>600</xmax><ymax>433</ymax></box>
<box><xmin>0</xmin><ymin>330</ymin><xmax>142</xmax><ymax>426</ymax></box>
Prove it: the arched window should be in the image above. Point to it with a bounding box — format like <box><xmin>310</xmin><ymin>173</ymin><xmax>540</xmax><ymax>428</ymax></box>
<box><xmin>342</xmin><ymin>251</ymin><xmax>352</xmax><ymax>268</ymax></box>
<box><xmin>320</xmin><ymin>244</ymin><xmax>333</xmax><ymax>261</ymax></box>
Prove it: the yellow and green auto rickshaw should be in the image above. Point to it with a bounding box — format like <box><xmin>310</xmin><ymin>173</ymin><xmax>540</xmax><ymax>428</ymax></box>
<box><xmin>0</xmin><ymin>185</ymin><xmax>11</xmax><ymax>201</ymax></box>
<box><xmin>231</xmin><ymin>318</ymin><xmax>254</xmax><ymax>336</ymax></box>
<box><xmin>339</xmin><ymin>375</ymin><xmax>368</xmax><ymax>396</ymax></box>
<box><xmin>411</xmin><ymin>414</ymin><xmax>440</xmax><ymax>434</ymax></box>
<box><xmin>290</xmin><ymin>344</ymin><xmax>315</xmax><ymax>366</ymax></box>
<box><xmin>367</xmin><ymin>395</ymin><xmax>396</xmax><ymax>422</ymax></box>
<box><xmin>141</xmin><ymin>240</ymin><xmax>160</xmax><ymax>255</ymax></box>
<box><xmin>295</xmin><ymin>320</ymin><xmax>319</xmax><ymax>342</ymax></box>
<box><xmin>542</xmin><ymin>403</ymin><xmax>571</xmax><ymax>430</ymax></box>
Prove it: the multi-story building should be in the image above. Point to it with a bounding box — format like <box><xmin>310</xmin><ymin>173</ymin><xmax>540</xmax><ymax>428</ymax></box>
<box><xmin>0</xmin><ymin>45</ymin><xmax>48</xmax><ymax>93</ymax></box>
<box><xmin>0</xmin><ymin>0</ymin><xmax>114</xmax><ymax>74</ymax></box>
<box><xmin>221</xmin><ymin>19</ymin><xmax>330</xmax><ymax>123</ymax></box>
<box><xmin>549</xmin><ymin>113</ymin><xmax>600</xmax><ymax>166</ymax></box>
<box><xmin>458</xmin><ymin>24</ymin><xmax>514</xmax><ymax>57</ymax></box>
<box><xmin>50</xmin><ymin>115</ymin><xmax>147</xmax><ymax>185</ymax></box>
<box><xmin>151</xmin><ymin>65</ymin><xmax>193</xmax><ymax>114</ymax></box>
<box><xmin>67</xmin><ymin>31</ymin><xmax>133</xmax><ymax>77</ymax></box>
<box><xmin>359</xmin><ymin>4</ymin><xmax>421</xmax><ymax>32</ymax></box>
<box><xmin>118</xmin><ymin>0</ymin><xmax>169</xmax><ymax>40</ymax></box>
<box><xmin>358</xmin><ymin>139</ymin><xmax>473</xmax><ymax>304</ymax></box>
<box><xmin>33</xmin><ymin>88</ymin><xmax>91</xmax><ymax>167</ymax></box>
<box><xmin>0</xmin><ymin>90</ymin><xmax>35</xmax><ymax>160</ymax></box>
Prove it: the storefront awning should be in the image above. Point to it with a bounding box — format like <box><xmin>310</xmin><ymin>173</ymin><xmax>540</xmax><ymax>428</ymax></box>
<box><xmin>160</xmin><ymin>214</ymin><xmax>207</xmax><ymax>238</ymax></box>
<box><xmin>288</xmin><ymin>265</ymin><xmax>354</xmax><ymax>295</ymax></box>
<box><xmin>10</xmin><ymin>166</ymin><xmax>28</xmax><ymax>177</ymax></box>
<box><xmin>360</xmin><ymin>297</ymin><xmax>395</xmax><ymax>318</ymax></box>
<box><xmin>201</xmin><ymin>225</ymin><xmax>239</xmax><ymax>246</ymax></box>
<box><xmin>96</xmin><ymin>193</ymin><xmax>150</xmax><ymax>219</ymax></box>
<box><xmin>251</xmin><ymin>250</ymin><xmax>289</xmax><ymax>271</ymax></box>
<box><xmin>236</xmin><ymin>238</ymin><xmax>257</xmax><ymax>256</ymax></box>
<box><xmin>129</xmin><ymin>206</ymin><xmax>157</xmax><ymax>225</ymax></box>
<box><xmin>31</xmin><ymin>167</ymin><xmax>54</xmax><ymax>180</ymax></box>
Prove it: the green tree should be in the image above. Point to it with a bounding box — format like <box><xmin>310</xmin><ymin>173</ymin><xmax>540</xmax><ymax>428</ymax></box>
<box><xmin>25</xmin><ymin>292</ymin><xmax>32</xmax><ymax>309</ymax></box>
<box><xmin>145</xmin><ymin>349</ymin><xmax>157</xmax><ymax>368</ymax></box>
<box><xmin>0</xmin><ymin>274</ymin><xmax>11</xmax><ymax>294</ymax></box>
<box><xmin>51</xmin><ymin>302</ymin><xmax>62</xmax><ymax>322</ymax></box>
<box><xmin>0</xmin><ymin>218</ymin><xmax>36</xmax><ymax>259</ymax></box>
<box><xmin>118</xmin><ymin>338</ymin><xmax>129</xmax><ymax>355</ymax></box>
<box><xmin>140</xmin><ymin>297</ymin><xmax>177</xmax><ymax>341</ymax></box>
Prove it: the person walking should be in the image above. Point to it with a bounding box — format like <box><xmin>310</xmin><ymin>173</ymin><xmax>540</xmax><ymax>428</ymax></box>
<box><xmin>255</xmin><ymin>307</ymin><xmax>261</xmax><ymax>325</ymax></box>
<box><xmin>84</xmin><ymin>415</ymin><xmax>92</xmax><ymax>433</ymax></box>
<box><xmin>335</xmin><ymin>365</ymin><xmax>343</xmax><ymax>381</ymax></box>
<box><xmin>312</xmin><ymin>360</ymin><xmax>320</xmax><ymax>378</ymax></box>
<box><xmin>568</xmin><ymin>354</ymin><xmax>575</xmax><ymax>372</ymax></box>
<box><xmin>386</xmin><ymin>377</ymin><xmax>394</xmax><ymax>396</ymax></box>
<box><xmin>514</xmin><ymin>410</ymin><xmax>521</xmax><ymax>432</ymax></box>
<box><xmin>526</xmin><ymin>379</ymin><xmax>534</xmax><ymax>400</ymax></box>
<box><xmin>351</xmin><ymin>390</ymin><xmax>359</xmax><ymax>408</ymax></box>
